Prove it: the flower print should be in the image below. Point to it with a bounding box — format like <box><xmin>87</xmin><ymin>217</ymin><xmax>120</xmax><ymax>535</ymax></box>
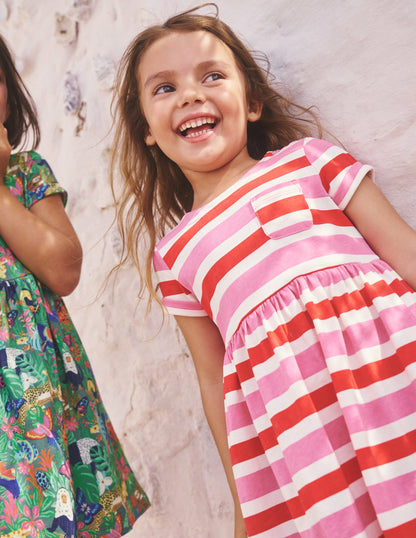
<box><xmin>0</xmin><ymin>325</ymin><xmax>9</xmax><ymax>341</ymax></box>
<box><xmin>97</xmin><ymin>470</ymin><xmax>113</xmax><ymax>495</ymax></box>
<box><xmin>0</xmin><ymin>491</ymin><xmax>19</xmax><ymax>525</ymax></box>
<box><xmin>76</xmin><ymin>489</ymin><xmax>101</xmax><ymax>525</ymax></box>
<box><xmin>116</xmin><ymin>456</ymin><xmax>130</xmax><ymax>482</ymax></box>
<box><xmin>8</xmin><ymin>177</ymin><xmax>23</xmax><ymax>197</ymax></box>
<box><xmin>22</xmin><ymin>505</ymin><xmax>45</xmax><ymax>537</ymax></box>
<box><xmin>0</xmin><ymin>246</ymin><xmax>15</xmax><ymax>267</ymax></box>
<box><xmin>102</xmin><ymin>515</ymin><xmax>123</xmax><ymax>538</ymax></box>
<box><xmin>77</xmin><ymin>521</ymin><xmax>90</xmax><ymax>538</ymax></box>
<box><xmin>65</xmin><ymin>416</ymin><xmax>79</xmax><ymax>431</ymax></box>
<box><xmin>1</xmin><ymin>416</ymin><xmax>20</xmax><ymax>439</ymax></box>
<box><xmin>17</xmin><ymin>461</ymin><xmax>31</xmax><ymax>475</ymax></box>
<box><xmin>37</xmin><ymin>448</ymin><xmax>56</xmax><ymax>472</ymax></box>
<box><xmin>21</xmin><ymin>310</ymin><xmax>36</xmax><ymax>338</ymax></box>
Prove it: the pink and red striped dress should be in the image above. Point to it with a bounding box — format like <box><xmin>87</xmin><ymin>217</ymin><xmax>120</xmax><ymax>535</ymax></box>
<box><xmin>153</xmin><ymin>137</ymin><xmax>416</xmax><ymax>537</ymax></box>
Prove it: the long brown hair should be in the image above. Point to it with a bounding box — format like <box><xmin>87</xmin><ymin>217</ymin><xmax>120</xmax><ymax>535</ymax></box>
<box><xmin>110</xmin><ymin>3</ymin><xmax>321</xmax><ymax>307</ymax></box>
<box><xmin>0</xmin><ymin>34</ymin><xmax>40</xmax><ymax>149</ymax></box>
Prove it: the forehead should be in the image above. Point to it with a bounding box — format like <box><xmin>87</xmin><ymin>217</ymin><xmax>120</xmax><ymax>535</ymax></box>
<box><xmin>138</xmin><ymin>30</ymin><xmax>238</xmax><ymax>86</ymax></box>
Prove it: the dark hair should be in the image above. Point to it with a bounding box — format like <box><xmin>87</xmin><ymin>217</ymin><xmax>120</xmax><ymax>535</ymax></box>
<box><xmin>110</xmin><ymin>3</ymin><xmax>321</xmax><ymax>306</ymax></box>
<box><xmin>0</xmin><ymin>34</ymin><xmax>40</xmax><ymax>149</ymax></box>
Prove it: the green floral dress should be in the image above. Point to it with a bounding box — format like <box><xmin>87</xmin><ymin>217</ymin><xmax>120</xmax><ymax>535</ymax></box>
<box><xmin>0</xmin><ymin>151</ymin><xmax>150</xmax><ymax>537</ymax></box>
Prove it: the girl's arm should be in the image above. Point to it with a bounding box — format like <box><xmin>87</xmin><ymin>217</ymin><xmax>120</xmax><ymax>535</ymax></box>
<box><xmin>174</xmin><ymin>314</ymin><xmax>247</xmax><ymax>538</ymax></box>
<box><xmin>345</xmin><ymin>174</ymin><xmax>416</xmax><ymax>289</ymax></box>
<box><xmin>0</xmin><ymin>186</ymin><xmax>82</xmax><ymax>296</ymax></box>
<box><xmin>0</xmin><ymin>124</ymin><xmax>82</xmax><ymax>296</ymax></box>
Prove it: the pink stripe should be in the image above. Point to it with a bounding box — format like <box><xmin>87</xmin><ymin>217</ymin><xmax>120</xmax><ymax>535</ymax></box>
<box><xmin>343</xmin><ymin>378</ymin><xmax>416</xmax><ymax>434</ymax></box>
<box><xmin>236</xmin><ymin>466</ymin><xmax>280</xmax><ymax>502</ymax></box>
<box><xmin>302</xmin><ymin>491</ymin><xmax>378</xmax><ymax>538</ymax></box>
<box><xmin>368</xmin><ymin>469</ymin><xmax>416</xmax><ymax>512</ymax></box>
<box><xmin>331</xmin><ymin>162</ymin><xmax>363</xmax><ymax>206</ymax></box>
<box><xmin>226</xmin><ymin>400</ymin><xmax>259</xmax><ymax>431</ymax></box>
<box><xmin>282</xmin><ymin>416</ymin><xmax>352</xmax><ymax>475</ymax></box>
<box><xmin>319</xmin><ymin>308</ymin><xmax>414</xmax><ymax>358</ymax></box>
<box><xmin>254</xmin><ymin>342</ymin><xmax>330</xmax><ymax>400</ymax></box>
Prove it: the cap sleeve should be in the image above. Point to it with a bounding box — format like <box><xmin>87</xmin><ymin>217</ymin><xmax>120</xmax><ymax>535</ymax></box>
<box><xmin>303</xmin><ymin>138</ymin><xmax>374</xmax><ymax>210</ymax></box>
<box><xmin>5</xmin><ymin>150</ymin><xmax>67</xmax><ymax>209</ymax></box>
<box><xmin>153</xmin><ymin>247</ymin><xmax>207</xmax><ymax>317</ymax></box>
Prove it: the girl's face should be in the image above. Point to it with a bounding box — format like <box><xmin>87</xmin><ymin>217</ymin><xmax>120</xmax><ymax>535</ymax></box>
<box><xmin>138</xmin><ymin>30</ymin><xmax>261</xmax><ymax>183</ymax></box>
<box><xmin>0</xmin><ymin>66</ymin><xmax>8</xmax><ymax>124</ymax></box>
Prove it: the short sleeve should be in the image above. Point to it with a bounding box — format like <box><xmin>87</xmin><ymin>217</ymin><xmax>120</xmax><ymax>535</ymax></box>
<box><xmin>303</xmin><ymin>138</ymin><xmax>374</xmax><ymax>210</ymax></box>
<box><xmin>4</xmin><ymin>151</ymin><xmax>67</xmax><ymax>209</ymax></box>
<box><xmin>153</xmin><ymin>247</ymin><xmax>208</xmax><ymax>317</ymax></box>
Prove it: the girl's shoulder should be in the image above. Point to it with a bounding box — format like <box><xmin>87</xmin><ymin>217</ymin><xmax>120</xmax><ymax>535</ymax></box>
<box><xmin>8</xmin><ymin>150</ymin><xmax>51</xmax><ymax>173</ymax></box>
<box><xmin>6</xmin><ymin>151</ymin><xmax>67</xmax><ymax>208</ymax></box>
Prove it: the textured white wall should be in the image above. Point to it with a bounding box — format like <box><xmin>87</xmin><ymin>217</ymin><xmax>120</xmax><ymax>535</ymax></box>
<box><xmin>1</xmin><ymin>1</ymin><xmax>415</xmax><ymax>536</ymax></box>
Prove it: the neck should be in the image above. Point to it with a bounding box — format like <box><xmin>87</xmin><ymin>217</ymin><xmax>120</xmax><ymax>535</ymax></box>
<box><xmin>186</xmin><ymin>153</ymin><xmax>259</xmax><ymax>211</ymax></box>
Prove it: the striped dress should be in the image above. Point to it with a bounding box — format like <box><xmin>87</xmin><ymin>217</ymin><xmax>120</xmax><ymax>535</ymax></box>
<box><xmin>153</xmin><ymin>137</ymin><xmax>416</xmax><ymax>537</ymax></box>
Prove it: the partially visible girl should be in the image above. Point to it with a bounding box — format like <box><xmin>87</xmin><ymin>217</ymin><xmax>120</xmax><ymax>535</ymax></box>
<box><xmin>0</xmin><ymin>34</ymin><xmax>149</xmax><ymax>537</ymax></box>
<box><xmin>111</xmin><ymin>4</ymin><xmax>416</xmax><ymax>538</ymax></box>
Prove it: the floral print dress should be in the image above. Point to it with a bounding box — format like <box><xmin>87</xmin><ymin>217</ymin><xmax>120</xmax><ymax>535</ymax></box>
<box><xmin>0</xmin><ymin>151</ymin><xmax>150</xmax><ymax>537</ymax></box>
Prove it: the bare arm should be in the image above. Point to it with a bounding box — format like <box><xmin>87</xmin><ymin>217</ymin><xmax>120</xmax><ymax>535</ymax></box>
<box><xmin>175</xmin><ymin>314</ymin><xmax>247</xmax><ymax>537</ymax></box>
<box><xmin>0</xmin><ymin>188</ymin><xmax>82</xmax><ymax>296</ymax></box>
<box><xmin>0</xmin><ymin>125</ymin><xmax>82</xmax><ymax>296</ymax></box>
<box><xmin>345</xmin><ymin>174</ymin><xmax>416</xmax><ymax>289</ymax></box>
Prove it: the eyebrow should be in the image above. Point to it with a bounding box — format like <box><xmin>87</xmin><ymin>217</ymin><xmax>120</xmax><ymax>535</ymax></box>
<box><xmin>142</xmin><ymin>60</ymin><xmax>232</xmax><ymax>90</ymax></box>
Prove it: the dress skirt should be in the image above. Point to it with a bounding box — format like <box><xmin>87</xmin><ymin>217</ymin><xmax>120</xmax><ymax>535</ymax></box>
<box><xmin>0</xmin><ymin>272</ymin><xmax>150</xmax><ymax>537</ymax></box>
<box><xmin>224</xmin><ymin>260</ymin><xmax>416</xmax><ymax>537</ymax></box>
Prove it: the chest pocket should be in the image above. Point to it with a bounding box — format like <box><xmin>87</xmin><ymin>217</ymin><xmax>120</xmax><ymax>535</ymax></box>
<box><xmin>251</xmin><ymin>182</ymin><xmax>313</xmax><ymax>239</ymax></box>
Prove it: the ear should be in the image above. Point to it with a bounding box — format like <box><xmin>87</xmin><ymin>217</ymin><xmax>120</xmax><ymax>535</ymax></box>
<box><xmin>247</xmin><ymin>100</ymin><xmax>262</xmax><ymax>123</ymax></box>
<box><xmin>145</xmin><ymin>128</ymin><xmax>156</xmax><ymax>146</ymax></box>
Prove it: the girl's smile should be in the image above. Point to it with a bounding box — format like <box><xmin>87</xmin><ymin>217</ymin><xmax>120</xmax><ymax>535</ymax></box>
<box><xmin>138</xmin><ymin>30</ymin><xmax>261</xmax><ymax>207</ymax></box>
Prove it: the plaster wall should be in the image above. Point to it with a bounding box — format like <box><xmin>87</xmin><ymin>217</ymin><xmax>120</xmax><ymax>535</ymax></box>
<box><xmin>1</xmin><ymin>1</ymin><xmax>415</xmax><ymax>536</ymax></box>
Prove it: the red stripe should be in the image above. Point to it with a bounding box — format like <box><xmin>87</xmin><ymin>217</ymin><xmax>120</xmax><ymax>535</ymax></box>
<box><xmin>298</xmin><ymin>457</ymin><xmax>362</xmax><ymax>510</ymax></box>
<box><xmin>320</xmin><ymin>153</ymin><xmax>357</xmax><ymax>192</ymax></box>
<box><xmin>244</xmin><ymin>496</ymin><xmax>305</xmax><ymax>534</ymax></box>
<box><xmin>271</xmin><ymin>383</ymin><xmax>337</xmax><ymax>434</ymax></box>
<box><xmin>158</xmin><ymin>280</ymin><xmax>191</xmax><ymax>297</ymax></box>
<box><xmin>223</xmin><ymin>371</ymin><xmax>241</xmax><ymax>393</ymax></box>
<box><xmin>256</xmin><ymin>194</ymin><xmax>308</xmax><ymax>223</ymax></box>
<box><xmin>163</xmin><ymin>156</ymin><xmax>310</xmax><ymax>267</ymax></box>
<box><xmin>258</xmin><ymin>425</ymin><xmax>279</xmax><ymax>452</ymax></box>
<box><xmin>311</xmin><ymin>208</ymin><xmax>352</xmax><ymax>227</ymax></box>
<box><xmin>230</xmin><ymin>435</ymin><xmax>265</xmax><ymax>464</ymax></box>
<box><xmin>331</xmin><ymin>340</ymin><xmax>416</xmax><ymax>392</ymax></box>
<box><xmin>201</xmin><ymin>229</ymin><xmax>267</xmax><ymax>317</ymax></box>
<box><xmin>356</xmin><ymin>427</ymin><xmax>416</xmax><ymax>470</ymax></box>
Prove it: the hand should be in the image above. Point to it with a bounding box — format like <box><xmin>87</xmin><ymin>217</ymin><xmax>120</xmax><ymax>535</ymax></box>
<box><xmin>0</xmin><ymin>123</ymin><xmax>11</xmax><ymax>178</ymax></box>
<box><xmin>234</xmin><ymin>503</ymin><xmax>247</xmax><ymax>538</ymax></box>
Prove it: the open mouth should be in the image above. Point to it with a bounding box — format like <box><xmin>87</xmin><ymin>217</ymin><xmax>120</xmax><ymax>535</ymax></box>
<box><xmin>178</xmin><ymin>117</ymin><xmax>217</xmax><ymax>138</ymax></box>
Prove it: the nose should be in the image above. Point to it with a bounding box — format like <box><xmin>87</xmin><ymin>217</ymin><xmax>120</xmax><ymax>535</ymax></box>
<box><xmin>178</xmin><ymin>83</ymin><xmax>205</xmax><ymax>108</ymax></box>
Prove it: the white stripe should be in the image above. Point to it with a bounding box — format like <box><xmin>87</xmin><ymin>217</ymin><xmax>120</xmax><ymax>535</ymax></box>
<box><xmin>292</xmin><ymin>443</ymin><xmax>355</xmax><ymax>489</ymax></box>
<box><xmin>378</xmin><ymin>499</ymin><xmax>416</xmax><ymax>531</ymax></box>
<box><xmin>351</xmin><ymin>411</ymin><xmax>416</xmax><ymax>450</ymax></box>
<box><xmin>363</xmin><ymin>452</ymin><xmax>416</xmax><ymax>486</ymax></box>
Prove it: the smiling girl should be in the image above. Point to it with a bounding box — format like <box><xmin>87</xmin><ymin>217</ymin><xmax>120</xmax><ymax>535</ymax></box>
<box><xmin>111</xmin><ymin>5</ymin><xmax>416</xmax><ymax>537</ymax></box>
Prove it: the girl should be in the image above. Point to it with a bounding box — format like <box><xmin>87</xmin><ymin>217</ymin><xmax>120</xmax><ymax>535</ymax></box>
<box><xmin>0</xmin><ymin>34</ymin><xmax>150</xmax><ymax>536</ymax></box>
<box><xmin>111</xmin><ymin>4</ymin><xmax>416</xmax><ymax>538</ymax></box>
